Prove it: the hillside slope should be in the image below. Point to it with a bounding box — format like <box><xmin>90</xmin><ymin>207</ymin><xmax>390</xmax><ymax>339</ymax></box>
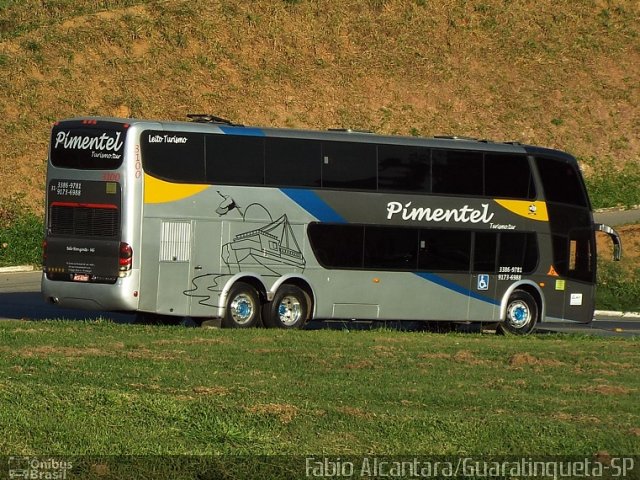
<box><xmin>1</xmin><ymin>0</ymin><xmax>639</xmax><ymax>211</ymax></box>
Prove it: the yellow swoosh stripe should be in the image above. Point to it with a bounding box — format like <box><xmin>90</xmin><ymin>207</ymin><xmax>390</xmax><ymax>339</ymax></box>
<box><xmin>144</xmin><ymin>174</ymin><xmax>209</xmax><ymax>204</ymax></box>
<box><xmin>495</xmin><ymin>199</ymin><xmax>548</xmax><ymax>222</ymax></box>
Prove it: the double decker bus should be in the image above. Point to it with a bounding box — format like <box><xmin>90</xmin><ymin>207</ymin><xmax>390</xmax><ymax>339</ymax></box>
<box><xmin>42</xmin><ymin>115</ymin><xmax>621</xmax><ymax>333</ymax></box>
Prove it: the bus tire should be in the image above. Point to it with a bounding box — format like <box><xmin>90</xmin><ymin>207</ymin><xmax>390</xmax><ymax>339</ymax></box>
<box><xmin>498</xmin><ymin>289</ymin><xmax>538</xmax><ymax>335</ymax></box>
<box><xmin>222</xmin><ymin>282</ymin><xmax>262</xmax><ymax>328</ymax></box>
<box><xmin>263</xmin><ymin>285</ymin><xmax>309</xmax><ymax>329</ymax></box>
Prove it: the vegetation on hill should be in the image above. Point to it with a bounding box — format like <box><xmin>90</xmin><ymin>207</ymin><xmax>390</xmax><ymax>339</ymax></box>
<box><xmin>1</xmin><ymin>0</ymin><xmax>639</xmax><ymax>211</ymax></box>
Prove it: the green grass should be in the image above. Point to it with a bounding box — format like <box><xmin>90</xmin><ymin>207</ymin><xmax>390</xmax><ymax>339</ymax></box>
<box><xmin>0</xmin><ymin>195</ymin><xmax>43</xmax><ymax>267</ymax></box>
<box><xmin>584</xmin><ymin>158</ymin><xmax>640</xmax><ymax>209</ymax></box>
<box><xmin>1</xmin><ymin>321</ymin><xmax>638</xmax><ymax>467</ymax></box>
<box><xmin>596</xmin><ymin>261</ymin><xmax>640</xmax><ymax>311</ymax></box>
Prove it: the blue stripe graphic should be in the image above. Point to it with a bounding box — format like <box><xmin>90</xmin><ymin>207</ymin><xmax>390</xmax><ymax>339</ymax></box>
<box><xmin>219</xmin><ymin>126</ymin><xmax>265</xmax><ymax>137</ymax></box>
<box><xmin>414</xmin><ymin>272</ymin><xmax>500</xmax><ymax>305</ymax></box>
<box><xmin>281</xmin><ymin>189</ymin><xmax>346</xmax><ymax>223</ymax></box>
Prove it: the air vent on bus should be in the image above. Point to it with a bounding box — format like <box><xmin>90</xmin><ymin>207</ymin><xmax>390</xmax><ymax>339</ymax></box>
<box><xmin>49</xmin><ymin>204</ymin><xmax>120</xmax><ymax>238</ymax></box>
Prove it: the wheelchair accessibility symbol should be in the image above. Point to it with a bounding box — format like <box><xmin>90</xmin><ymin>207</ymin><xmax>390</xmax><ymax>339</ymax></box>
<box><xmin>477</xmin><ymin>274</ymin><xmax>489</xmax><ymax>291</ymax></box>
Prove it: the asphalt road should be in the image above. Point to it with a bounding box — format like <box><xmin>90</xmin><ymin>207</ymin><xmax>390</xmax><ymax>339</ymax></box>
<box><xmin>0</xmin><ymin>270</ymin><xmax>134</xmax><ymax>323</ymax></box>
<box><xmin>1</xmin><ymin>271</ymin><xmax>638</xmax><ymax>337</ymax></box>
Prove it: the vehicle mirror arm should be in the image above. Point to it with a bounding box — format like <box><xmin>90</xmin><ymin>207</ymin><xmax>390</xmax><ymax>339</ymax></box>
<box><xmin>595</xmin><ymin>223</ymin><xmax>622</xmax><ymax>261</ymax></box>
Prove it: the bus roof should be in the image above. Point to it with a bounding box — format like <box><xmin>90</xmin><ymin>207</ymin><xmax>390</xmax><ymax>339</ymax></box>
<box><xmin>57</xmin><ymin>116</ymin><xmax>578</xmax><ymax>162</ymax></box>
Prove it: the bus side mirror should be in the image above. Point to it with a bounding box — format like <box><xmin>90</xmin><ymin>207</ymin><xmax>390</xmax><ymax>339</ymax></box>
<box><xmin>595</xmin><ymin>223</ymin><xmax>622</xmax><ymax>261</ymax></box>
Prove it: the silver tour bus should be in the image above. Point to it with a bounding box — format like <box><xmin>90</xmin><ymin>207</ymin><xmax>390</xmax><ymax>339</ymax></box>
<box><xmin>42</xmin><ymin>115</ymin><xmax>621</xmax><ymax>333</ymax></box>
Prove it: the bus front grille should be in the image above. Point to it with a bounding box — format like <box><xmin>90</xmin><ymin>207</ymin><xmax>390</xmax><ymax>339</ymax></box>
<box><xmin>49</xmin><ymin>204</ymin><xmax>120</xmax><ymax>238</ymax></box>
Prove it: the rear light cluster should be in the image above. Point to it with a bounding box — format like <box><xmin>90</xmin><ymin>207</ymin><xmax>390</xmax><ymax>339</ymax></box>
<box><xmin>119</xmin><ymin>242</ymin><xmax>133</xmax><ymax>277</ymax></box>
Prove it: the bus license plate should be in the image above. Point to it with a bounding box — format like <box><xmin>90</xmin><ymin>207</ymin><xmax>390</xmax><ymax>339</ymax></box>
<box><xmin>73</xmin><ymin>274</ymin><xmax>90</xmax><ymax>282</ymax></box>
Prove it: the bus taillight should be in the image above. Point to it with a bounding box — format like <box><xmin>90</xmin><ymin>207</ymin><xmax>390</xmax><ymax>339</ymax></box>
<box><xmin>42</xmin><ymin>239</ymin><xmax>48</xmax><ymax>264</ymax></box>
<box><xmin>119</xmin><ymin>242</ymin><xmax>133</xmax><ymax>276</ymax></box>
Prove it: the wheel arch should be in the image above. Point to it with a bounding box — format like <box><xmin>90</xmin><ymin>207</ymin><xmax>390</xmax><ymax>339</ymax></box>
<box><xmin>269</xmin><ymin>274</ymin><xmax>316</xmax><ymax>318</ymax></box>
<box><xmin>499</xmin><ymin>280</ymin><xmax>545</xmax><ymax>323</ymax></box>
<box><xmin>217</xmin><ymin>273</ymin><xmax>268</xmax><ymax>318</ymax></box>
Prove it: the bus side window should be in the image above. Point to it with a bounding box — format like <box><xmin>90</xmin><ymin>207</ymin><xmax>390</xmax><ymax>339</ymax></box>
<box><xmin>308</xmin><ymin>223</ymin><xmax>364</xmax><ymax>268</ymax></box>
<box><xmin>377</xmin><ymin>145</ymin><xmax>431</xmax><ymax>193</ymax></box>
<box><xmin>364</xmin><ymin>226</ymin><xmax>419</xmax><ymax>270</ymax></box>
<box><xmin>484</xmin><ymin>154</ymin><xmax>536</xmax><ymax>199</ymax></box>
<box><xmin>499</xmin><ymin>232</ymin><xmax>538</xmax><ymax>273</ymax></box>
<box><xmin>432</xmin><ymin>149</ymin><xmax>483</xmax><ymax>196</ymax></box>
<box><xmin>418</xmin><ymin>230</ymin><xmax>472</xmax><ymax>272</ymax></box>
<box><xmin>321</xmin><ymin>141</ymin><xmax>377</xmax><ymax>190</ymax></box>
<box><xmin>473</xmin><ymin>232</ymin><xmax>497</xmax><ymax>272</ymax></box>
<box><xmin>206</xmin><ymin>135</ymin><xmax>264</xmax><ymax>185</ymax></box>
<box><xmin>265</xmin><ymin>138</ymin><xmax>321</xmax><ymax>187</ymax></box>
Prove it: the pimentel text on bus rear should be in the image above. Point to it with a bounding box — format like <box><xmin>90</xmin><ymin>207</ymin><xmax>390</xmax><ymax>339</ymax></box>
<box><xmin>54</xmin><ymin>131</ymin><xmax>124</xmax><ymax>152</ymax></box>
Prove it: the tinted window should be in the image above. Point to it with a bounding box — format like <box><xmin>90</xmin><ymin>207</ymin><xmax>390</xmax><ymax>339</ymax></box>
<box><xmin>473</xmin><ymin>232</ymin><xmax>497</xmax><ymax>272</ymax></box>
<box><xmin>498</xmin><ymin>232</ymin><xmax>538</xmax><ymax>273</ymax></box>
<box><xmin>378</xmin><ymin>145</ymin><xmax>431</xmax><ymax>193</ymax></box>
<box><xmin>53</xmin><ymin>127</ymin><xmax>126</xmax><ymax>170</ymax></box>
<box><xmin>265</xmin><ymin>138</ymin><xmax>321</xmax><ymax>187</ymax></box>
<box><xmin>535</xmin><ymin>156</ymin><xmax>588</xmax><ymax>206</ymax></box>
<box><xmin>364</xmin><ymin>226</ymin><xmax>419</xmax><ymax>270</ymax></box>
<box><xmin>308</xmin><ymin>223</ymin><xmax>363</xmax><ymax>268</ymax></box>
<box><xmin>432</xmin><ymin>149</ymin><xmax>483</xmax><ymax>195</ymax></box>
<box><xmin>206</xmin><ymin>135</ymin><xmax>264</xmax><ymax>185</ymax></box>
<box><xmin>485</xmin><ymin>154</ymin><xmax>535</xmax><ymax>199</ymax></box>
<box><xmin>322</xmin><ymin>142</ymin><xmax>377</xmax><ymax>190</ymax></box>
<box><xmin>418</xmin><ymin>230</ymin><xmax>471</xmax><ymax>271</ymax></box>
<box><xmin>141</xmin><ymin>131</ymin><xmax>205</xmax><ymax>182</ymax></box>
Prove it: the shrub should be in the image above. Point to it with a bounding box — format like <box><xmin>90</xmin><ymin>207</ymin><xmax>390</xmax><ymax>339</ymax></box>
<box><xmin>596</xmin><ymin>260</ymin><xmax>640</xmax><ymax>311</ymax></box>
<box><xmin>0</xmin><ymin>195</ymin><xmax>43</xmax><ymax>267</ymax></box>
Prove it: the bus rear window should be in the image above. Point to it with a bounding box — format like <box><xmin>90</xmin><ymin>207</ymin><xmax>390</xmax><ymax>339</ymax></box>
<box><xmin>50</xmin><ymin>126</ymin><xmax>125</xmax><ymax>170</ymax></box>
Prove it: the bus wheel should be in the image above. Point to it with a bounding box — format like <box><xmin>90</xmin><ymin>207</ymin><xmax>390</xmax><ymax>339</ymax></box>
<box><xmin>264</xmin><ymin>285</ymin><xmax>309</xmax><ymax>329</ymax></box>
<box><xmin>498</xmin><ymin>290</ymin><xmax>538</xmax><ymax>335</ymax></box>
<box><xmin>223</xmin><ymin>282</ymin><xmax>262</xmax><ymax>328</ymax></box>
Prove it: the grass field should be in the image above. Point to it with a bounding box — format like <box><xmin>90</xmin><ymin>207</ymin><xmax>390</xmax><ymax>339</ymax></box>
<box><xmin>1</xmin><ymin>320</ymin><xmax>638</xmax><ymax>460</ymax></box>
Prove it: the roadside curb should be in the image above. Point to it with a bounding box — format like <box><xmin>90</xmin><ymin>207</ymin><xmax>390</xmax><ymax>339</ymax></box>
<box><xmin>594</xmin><ymin>309</ymin><xmax>640</xmax><ymax>320</ymax></box>
<box><xmin>0</xmin><ymin>265</ymin><xmax>35</xmax><ymax>274</ymax></box>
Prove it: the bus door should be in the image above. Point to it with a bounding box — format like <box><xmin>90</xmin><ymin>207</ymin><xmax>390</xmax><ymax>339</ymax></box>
<box><xmin>564</xmin><ymin>228</ymin><xmax>598</xmax><ymax>322</ymax></box>
<box><xmin>468</xmin><ymin>231</ymin><xmax>499</xmax><ymax>321</ymax></box>
<box><xmin>187</xmin><ymin>220</ymin><xmax>224</xmax><ymax>318</ymax></box>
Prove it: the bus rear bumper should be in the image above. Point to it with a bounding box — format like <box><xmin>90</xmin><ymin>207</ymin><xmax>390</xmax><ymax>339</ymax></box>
<box><xmin>41</xmin><ymin>270</ymin><xmax>141</xmax><ymax>312</ymax></box>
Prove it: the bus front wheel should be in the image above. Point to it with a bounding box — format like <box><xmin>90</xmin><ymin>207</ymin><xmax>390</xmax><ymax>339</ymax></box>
<box><xmin>222</xmin><ymin>282</ymin><xmax>262</xmax><ymax>328</ymax></box>
<box><xmin>263</xmin><ymin>285</ymin><xmax>310</xmax><ymax>329</ymax></box>
<box><xmin>498</xmin><ymin>290</ymin><xmax>538</xmax><ymax>335</ymax></box>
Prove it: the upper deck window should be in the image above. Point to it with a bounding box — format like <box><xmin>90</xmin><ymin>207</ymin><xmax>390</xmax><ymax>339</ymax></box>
<box><xmin>432</xmin><ymin>149</ymin><xmax>483</xmax><ymax>196</ymax></box>
<box><xmin>321</xmin><ymin>141</ymin><xmax>377</xmax><ymax>190</ymax></box>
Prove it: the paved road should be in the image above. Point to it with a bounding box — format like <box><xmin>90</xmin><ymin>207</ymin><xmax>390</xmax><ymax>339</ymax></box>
<box><xmin>1</xmin><ymin>271</ymin><xmax>638</xmax><ymax>336</ymax></box>
<box><xmin>594</xmin><ymin>207</ymin><xmax>640</xmax><ymax>227</ymax></box>
<box><xmin>0</xmin><ymin>270</ymin><xmax>134</xmax><ymax>323</ymax></box>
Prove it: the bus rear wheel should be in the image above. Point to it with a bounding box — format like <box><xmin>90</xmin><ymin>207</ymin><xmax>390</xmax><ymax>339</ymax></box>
<box><xmin>222</xmin><ymin>282</ymin><xmax>262</xmax><ymax>328</ymax></box>
<box><xmin>263</xmin><ymin>285</ymin><xmax>310</xmax><ymax>329</ymax></box>
<box><xmin>498</xmin><ymin>289</ymin><xmax>538</xmax><ymax>335</ymax></box>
